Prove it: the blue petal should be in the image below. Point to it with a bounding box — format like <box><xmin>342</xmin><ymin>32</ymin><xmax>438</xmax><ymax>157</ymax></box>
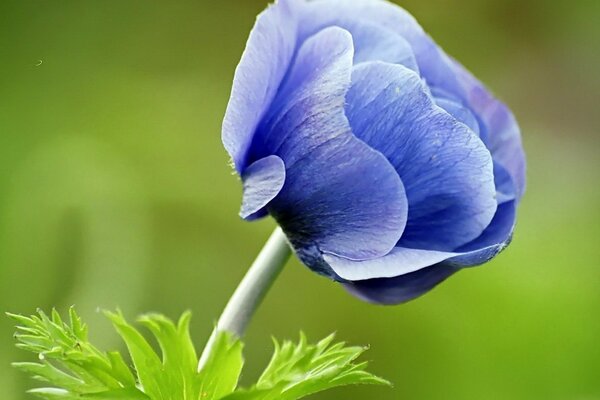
<box><xmin>351</xmin><ymin>23</ymin><xmax>418</xmax><ymax>70</ymax></box>
<box><xmin>434</xmin><ymin>96</ymin><xmax>481</xmax><ymax>136</ymax></box>
<box><xmin>258</xmin><ymin>27</ymin><xmax>408</xmax><ymax>262</ymax></box>
<box><xmin>450</xmin><ymin>60</ymin><xmax>527</xmax><ymax>200</ymax></box>
<box><xmin>296</xmin><ymin>3</ymin><xmax>419</xmax><ymax>72</ymax></box>
<box><xmin>338</xmin><ymin>201</ymin><xmax>516</xmax><ymax>304</ymax></box>
<box><xmin>344</xmin><ymin>264</ymin><xmax>460</xmax><ymax>305</ymax></box>
<box><xmin>447</xmin><ymin>200</ymin><xmax>516</xmax><ymax>267</ymax></box>
<box><xmin>222</xmin><ymin>0</ymin><xmax>299</xmax><ymax>173</ymax></box>
<box><xmin>299</xmin><ymin>0</ymin><xmax>463</xmax><ymax>96</ymax></box>
<box><xmin>346</xmin><ymin>62</ymin><xmax>497</xmax><ymax>251</ymax></box>
<box><xmin>325</xmin><ymin>201</ymin><xmax>514</xmax><ymax>281</ymax></box>
<box><xmin>240</xmin><ymin>155</ymin><xmax>286</xmax><ymax>220</ymax></box>
<box><xmin>316</xmin><ymin>19</ymin><xmax>419</xmax><ymax>71</ymax></box>
<box><xmin>493</xmin><ymin>162</ymin><xmax>517</xmax><ymax>204</ymax></box>
<box><xmin>299</xmin><ymin>0</ymin><xmax>526</xmax><ymax>201</ymax></box>
<box><xmin>324</xmin><ymin>247</ymin><xmax>456</xmax><ymax>281</ymax></box>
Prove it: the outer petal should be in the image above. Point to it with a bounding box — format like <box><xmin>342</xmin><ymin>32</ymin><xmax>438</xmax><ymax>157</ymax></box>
<box><xmin>300</xmin><ymin>18</ymin><xmax>420</xmax><ymax>71</ymax></box>
<box><xmin>299</xmin><ymin>0</ymin><xmax>526</xmax><ymax>200</ymax></box>
<box><xmin>451</xmin><ymin>60</ymin><xmax>527</xmax><ymax>200</ymax></box>
<box><xmin>255</xmin><ymin>28</ymin><xmax>408</xmax><ymax>264</ymax></box>
<box><xmin>346</xmin><ymin>62</ymin><xmax>497</xmax><ymax>251</ymax></box>
<box><xmin>447</xmin><ymin>200</ymin><xmax>516</xmax><ymax>266</ymax></box>
<box><xmin>324</xmin><ymin>247</ymin><xmax>455</xmax><ymax>281</ymax></box>
<box><xmin>433</xmin><ymin>96</ymin><xmax>481</xmax><ymax>136</ymax></box>
<box><xmin>299</xmin><ymin>0</ymin><xmax>463</xmax><ymax>96</ymax></box>
<box><xmin>222</xmin><ymin>0</ymin><xmax>299</xmax><ymax>173</ymax></box>
<box><xmin>493</xmin><ymin>162</ymin><xmax>517</xmax><ymax>204</ymax></box>
<box><xmin>344</xmin><ymin>264</ymin><xmax>460</xmax><ymax>305</ymax></box>
<box><xmin>240</xmin><ymin>155</ymin><xmax>286</xmax><ymax>220</ymax></box>
<box><xmin>338</xmin><ymin>201</ymin><xmax>517</xmax><ymax>304</ymax></box>
<box><xmin>350</xmin><ymin>22</ymin><xmax>419</xmax><ymax>71</ymax></box>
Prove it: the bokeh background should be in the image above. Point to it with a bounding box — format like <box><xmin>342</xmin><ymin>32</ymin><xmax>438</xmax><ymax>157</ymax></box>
<box><xmin>1</xmin><ymin>0</ymin><xmax>599</xmax><ymax>399</ymax></box>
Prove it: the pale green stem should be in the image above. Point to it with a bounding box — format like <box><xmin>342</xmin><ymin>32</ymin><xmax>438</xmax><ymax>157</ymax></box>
<box><xmin>198</xmin><ymin>227</ymin><xmax>291</xmax><ymax>370</ymax></box>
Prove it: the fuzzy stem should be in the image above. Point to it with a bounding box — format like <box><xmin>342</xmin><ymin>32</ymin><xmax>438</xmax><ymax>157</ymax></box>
<box><xmin>198</xmin><ymin>227</ymin><xmax>291</xmax><ymax>370</ymax></box>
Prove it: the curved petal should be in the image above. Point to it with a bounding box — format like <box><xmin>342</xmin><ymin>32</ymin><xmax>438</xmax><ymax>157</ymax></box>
<box><xmin>346</xmin><ymin>62</ymin><xmax>497</xmax><ymax>251</ymax></box>
<box><xmin>493</xmin><ymin>162</ymin><xmax>517</xmax><ymax>205</ymax></box>
<box><xmin>301</xmin><ymin>18</ymin><xmax>420</xmax><ymax>71</ymax></box>
<box><xmin>222</xmin><ymin>0</ymin><xmax>299</xmax><ymax>173</ymax></box>
<box><xmin>447</xmin><ymin>200</ymin><xmax>516</xmax><ymax>266</ymax></box>
<box><xmin>434</xmin><ymin>96</ymin><xmax>481</xmax><ymax>136</ymax></box>
<box><xmin>299</xmin><ymin>0</ymin><xmax>526</xmax><ymax>200</ymax></box>
<box><xmin>240</xmin><ymin>155</ymin><xmax>286</xmax><ymax>220</ymax></box>
<box><xmin>344</xmin><ymin>264</ymin><xmax>460</xmax><ymax>305</ymax></box>
<box><xmin>350</xmin><ymin>22</ymin><xmax>418</xmax><ymax>71</ymax></box>
<box><xmin>324</xmin><ymin>247</ymin><xmax>455</xmax><ymax>281</ymax></box>
<box><xmin>299</xmin><ymin>0</ymin><xmax>463</xmax><ymax>97</ymax></box>
<box><xmin>255</xmin><ymin>27</ymin><xmax>408</xmax><ymax>263</ymax></box>
<box><xmin>337</xmin><ymin>201</ymin><xmax>516</xmax><ymax>304</ymax></box>
<box><xmin>451</xmin><ymin>60</ymin><xmax>527</xmax><ymax>200</ymax></box>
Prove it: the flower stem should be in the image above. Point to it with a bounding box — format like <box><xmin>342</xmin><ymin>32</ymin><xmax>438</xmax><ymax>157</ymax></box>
<box><xmin>198</xmin><ymin>227</ymin><xmax>291</xmax><ymax>370</ymax></box>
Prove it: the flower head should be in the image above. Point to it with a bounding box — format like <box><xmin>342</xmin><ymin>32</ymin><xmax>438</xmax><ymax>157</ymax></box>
<box><xmin>223</xmin><ymin>0</ymin><xmax>526</xmax><ymax>304</ymax></box>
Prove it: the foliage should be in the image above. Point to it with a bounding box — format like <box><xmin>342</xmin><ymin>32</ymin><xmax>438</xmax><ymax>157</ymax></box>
<box><xmin>8</xmin><ymin>308</ymin><xmax>390</xmax><ymax>400</ymax></box>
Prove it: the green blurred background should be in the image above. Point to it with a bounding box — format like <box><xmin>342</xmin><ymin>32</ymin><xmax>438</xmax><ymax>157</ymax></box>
<box><xmin>1</xmin><ymin>0</ymin><xmax>598</xmax><ymax>399</ymax></box>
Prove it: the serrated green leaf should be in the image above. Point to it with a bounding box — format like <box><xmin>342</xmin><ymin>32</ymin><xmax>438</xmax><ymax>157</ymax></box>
<box><xmin>14</xmin><ymin>334</ymin><xmax>54</xmax><ymax>349</ymax></box>
<box><xmin>7</xmin><ymin>312</ymin><xmax>39</xmax><ymax>329</ymax></box>
<box><xmin>38</xmin><ymin>310</ymin><xmax>73</xmax><ymax>347</ymax></box>
<box><xmin>11</xmin><ymin>308</ymin><xmax>390</xmax><ymax>400</ymax></box>
<box><xmin>10</xmin><ymin>308</ymin><xmax>145</xmax><ymax>398</ymax></box>
<box><xmin>136</xmin><ymin>311</ymin><xmax>199</xmax><ymax>399</ymax></box>
<box><xmin>69</xmin><ymin>307</ymin><xmax>88</xmax><ymax>341</ymax></box>
<box><xmin>104</xmin><ymin>310</ymin><xmax>167</xmax><ymax>400</ymax></box>
<box><xmin>224</xmin><ymin>333</ymin><xmax>390</xmax><ymax>400</ymax></box>
<box><xmin>27</xmin><ymin>387</ymin><xmax>78</xmax><ymax>399</ymax></box>
<box><xmin>106</xmin><ymin>351</ymin><xmax>137</xmax><ymax>387</ymax></box>
<box><xmin>81</xmin><ymin>387</ymin><xmax>151</xmax><ymax>399</ymax></box>
<box><xmin>12</xmin><ymin>362</ymin><xmax>83</xmax><ymax>390</ymax></box>
<box><xmin>197</xmin><ymin>330</ymin><xmax>244</xmax><ymax>400</ymax></box>
<box><xmin>51</xmin><ymin>309</ymin><xmax>64</xmax><ymax>326</ymax></box>
<box><xmin>220</xmin><ymin>387</ymin><xmax>284</xmax><ymax>400</ymax></box>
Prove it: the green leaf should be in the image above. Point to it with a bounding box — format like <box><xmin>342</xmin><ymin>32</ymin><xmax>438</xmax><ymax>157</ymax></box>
<box><xmin>69</xmin><ymin>307</ymin><xmax>88</xmax><ymax>341</ymax></box>
<box><xmin>222</xmin><ymin>333</ymin><xmax>390</xmax><ymax>400</ymax></box>
<box><xmin>136</xmin><ymin>311</ymin><xmax>198</xmax><ymax>398</ymax></box>
<box><xmin>106</xmin><ymin>352</ymin><xmax>137</xmax><ymax>388</ymax></box>
<box><xmin>12</xmin><ymin>362</ymin><xmax>84</xmax><ymax>391</ymax></box>
<box><xmin>198</xmin><ymin>330</ymin><xmax>244</xmax><ymax>400</ymax></box>
<box><xmin>27</xmin><ymin>388</ymin><xmax>78</xmax><ymax>399</ymax></box>
<box><xmin>10</xmin><ymin>308</ymin><xmax>390</xmax><ymax>400</ymax></box>
<box><xmin>81</xmin><ymin>388</ymin><xmax>151</xmax><ymax>399</ymax></box>
<box><xmin>9</xmin><ymin>308</ymin><xmax>146</xmax><ymax>399</ymax></box>
<box><xmin>104</xmin><ymin>310</ymin><xmax>167</xmax><ymax>400</ymax></box>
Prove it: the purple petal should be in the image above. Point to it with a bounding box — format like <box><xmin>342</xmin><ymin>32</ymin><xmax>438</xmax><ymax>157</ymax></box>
<box><xmin>299</xmin><ymin>0</ymin><xmax>426</xmax><ymax>46</ymax></box>
<box><xmin>299</xmin><ymin>0</ymin><xmax>526</xmax><ymax>201</ymax></box>
<box><xmin>325</xmin><ymin>198</ymin><xmax>516</xmax><ymax>281</ymax></box>
<box><xmin>451</xmin><ymin>61</ymin><xmax>527</xmax><ymax>200</ymax></box>
<box><xmin>324</xmin><ymin>247</ymin><xmax>456</xmax><ymax>281</ymax></box>
<box><xmin>350</xmin><ymin>22</ymin><xmax>418</xmax><ymax>70</ymax></box>
<box><xmin>344</xmin><ymin>263</ymin><xmax>460</xmax><ymax>305</ymax></box>
<box><xmin>493</xmin><ymin>162</ymin><xmax>517</xmax><ymax>205</ymax></box>
<box><xmin>339</xmin><ymin>201</ymin><xmax>516</xmax><ymax>304</ymax></box>
<box><xmin>240</xmin><ymin>155</ymin><xmax>286</xmax><ymax>220</ymax></box>
<box><xmin>222</xmin><ymin>0</ymin><xmax>299</xmax><ymax>173</ymax></box>
<box><xmin>448</xmin><ymin>200</ymin><xmax>516</xmax><ymax>266</ymax></box>
<box><xmin>346</xmin><ymin>62</ymin><xmax>497</xmax><ymax>251</ymax></box>
<box><xmin>299</xmin><ymin>0</ymin><xmax>463</xmax><ymax>96</ymax></box>
<box><xmin>434</xmin><ymin>96</ymin><xmax>481</xmax><ymax>136</ymax></box>
<box><xmin>259</xmin><ymin>27</ymin><xmax>408</xmax><ymax>262</ymax></box>
<box><xmin>298</xmin><ymin>16</ymin><xmax>419</xmax><ymax>71</ymax></box>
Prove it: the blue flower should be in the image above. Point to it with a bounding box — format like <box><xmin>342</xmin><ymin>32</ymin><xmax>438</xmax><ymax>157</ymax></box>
<box><xmin>223</xmin><ymin>0</ymin><xmax>526</xmax><ymax>304</ymax></box>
